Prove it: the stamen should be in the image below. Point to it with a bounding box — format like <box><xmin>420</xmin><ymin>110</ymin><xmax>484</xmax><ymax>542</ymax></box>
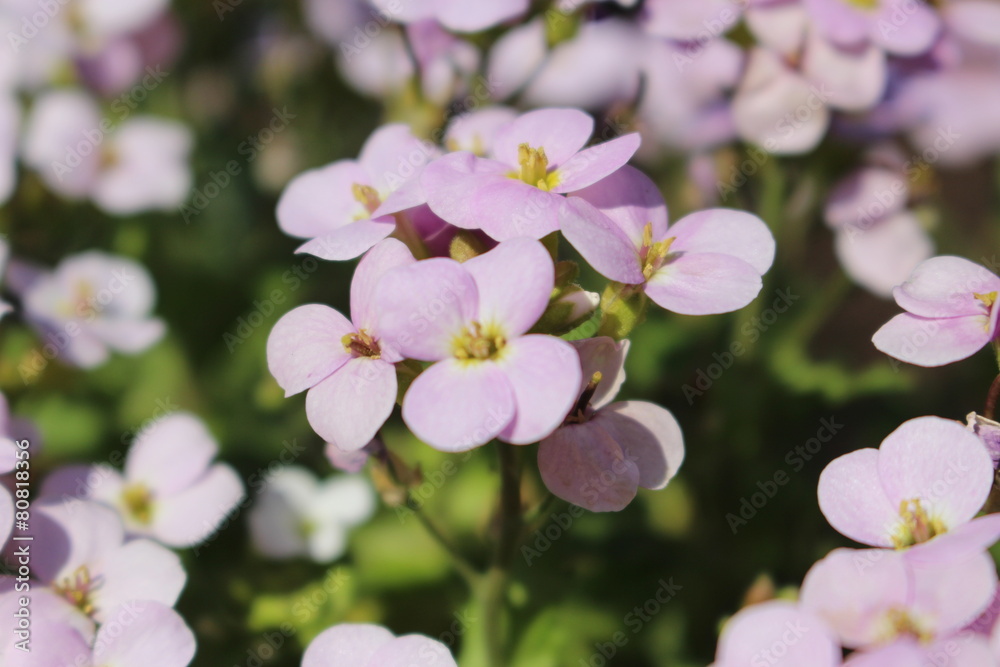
<box><xmin>342</xmin><ymin>330</ymin><xmax>381</xmax><ymax>359</ymax></box>
<box><xmin>891</xmin><ymin>498</ymin><xmax>946</xmax><ymax>548</ymax></box>
<box><xmin>453</xmin><ymin>322</ymin><xmax>505</xmax><ymax>361</ymax></box>
<box><xmin>121</xmin><ymin>483</ymin><xmax>154</xmax><ymax>525</ymax></box>
<box><xmin>351</xmin><ymin>183</ymin><xmax>381</xmax><ymax>216</ymax></box>
<box><xmin>567</xmin><ymin>372</ymin><xmax>603</xmax><ymax>423</ymax></box>
<box><xmin>509</xmin><ymin>143</ymin><xmax>559</xmax><ymax>191</ymax></box>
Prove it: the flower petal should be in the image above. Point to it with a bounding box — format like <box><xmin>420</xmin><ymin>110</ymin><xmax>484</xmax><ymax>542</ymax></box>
<box><xmin>834</xmin><ymin>212</ymin><xmax>934</xmax><ymax>299</ymax></box>
<box><xmin>296</xmin><ymin>218</ymin><xmax>397</xmax><ymax>262</ymax></box>
<box><xmin>125</xmin><ymin>413</ymin><xmax>219</xmax><ymax>496</ymax></box>
<box><xmin>559</xmin><ymin>197</ymin><xmax>645</xmax><ymax>284</ymax></box>
<box><xmin>367</xmin><ymin>634</ymin><xmax>458</xmax><ymax>667</ymax></box>
<box><xmin>570</xmin><ymin>337</ymin><xmax>629</xmax><ymax>409</ymax></box>
<box><xmin>877</xmin><ymin>416</ymin><xmax>994</xmax><ymax>530</ymax></box>
<box><xmin>495</xmin><ymin>335</ymin><xmax>581</xmax><ymax>445</ymax></box>
<box><xmin>892</xmin><ymin>255</ymin><xmax>1000</xmax><ymax>318</ymax></box>
<box><xmin>422</xmin><ymin>152</ymin><xmax>512</xmax><ymax>230</ymax></box>
<box><xmin>376</xmin><ymin>258</ymin><xmax>478</xmax><ymax>361</ymax></box>
<box><xmin>802</xmin><ymin>31</ymin><xmax>886</xmax><ymax>112</ymax></box>
<box><xmin>463</xmin><ymin>238</ymin><xmax>554</xmax><ymax>338</ymax></box>
<box><xmin>151</xmin><ymin>464</ymin><xmax>245</xmax><ymax>548</ymax></box>
<box><xmin>646</xmin><ymin>253</ymin><xmax>763</xmax><ymax>315</ymax></box>
<box><xmin>350</xmin><ymin>238</ymin><xmax>416</xmax><ymax>335</ymax></box>
<box><xmin>715</xmin><ymin>600</ymin><xmax>841</xmax><ymax>667</ymax></box>
<box><xmin>905</xmin><ymin>514</ymin><xmax>1000</xmax><ymax>565</ymax></box>
<box><xmin>567</xmin><ymin>165</ymin><xmax>668</xmax><ymax>247</ymax></box>
<box><xmin>0</xmin><ymin>487</ymin><xmax>11</xmax><ymax>549</ymax></box>
<box><xmin>358</xmin><ymin>124</ymin><xmax>438</xmax><ymax>196</ymax></box>
<box><xmin>551</xmin><ymin>133</ymin><xmax>641</xmax><ymax>194</ymax></box>
<box><xmin>909</xmin><ymin>551</ymin><xmax>997</xmax><ymax>636</ymax></box>
<box><xmin>825</xmin><ymin>167</ymin><xmax>908</xmax><ymax>229</ymax></box>
<box><xmin>817</xmin><ymin>448</ymin><xmax>899</xmax><ymax>547</ymax></box>
<box><xmin>872</xmin><ymin>312</ymin><xmax>992</xmax><ymax>367</ymax></box>
<box><xmin>492</xmin><ymin>108</ymin><xmax>594</xmax><ymax>169</ymax></box>
<box><xmin>94</xmin><ymin>539</ymin><xmax>186</xmax><ymax>622</ymax></box>
<box><xmin>92</xmin><ymin>602</ymin><xmax>196</xmax><ymax>667</ymax></box>
<box><xmin>402</xmin><ymin>359</ymin><xmax>514</xmax><ymax>452</ymax></box>
<box><xmin>592</xmin><ymin>401</ymin><xmax>684</xmax><ymax>490</ymax></box>
<box><xmin>668</xmin><ymin>208</ymin><xmax>775</xmax><ymax>275</ymax></box>
<box><xmin>538</xmin><ymin>422</ymin><xmax>639</xmax><ymax>512</ymax></box>
<box><xmin>267</xmin><ymin>304</ymin><xmax>354</xmax><ymax>396</ymax></box>
<box><xmin>471</xmin><ymin>180</ymin><xmax>563</xmax><ymax>240</ymax></box>
<box><xmin>302</xmin><ymin>624</ymin><xmax>395</xmax><ymax>667</ymax></box>
<box><xmin>306</xmin><ymin>358</ymin><xmax>397</xmax><ymax>451</ymax></box>
<box><xmin>871</xmin><ymin>0</ymin><xmax>941</xmax><ymax>56</ymax></box>
<box><xmin>276</xmin><ymin>161</ymin><xmax>372</xmax><ymax>239</ymax></box>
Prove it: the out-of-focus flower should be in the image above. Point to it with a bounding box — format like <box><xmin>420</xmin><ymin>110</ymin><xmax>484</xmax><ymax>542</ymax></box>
<box><xmin>0</xmin><ymin>94</ymin><xmax>16</xmax><ymax>205</ymax></box>
<box><xmin>818</xmin><ymin>416</ymin><xmax>1000</xmax><ymax>561</ymax></box>
<box><xmin>843</xmin><ymin>635</ymin><xmax>995</xmax><ymax>667</ymax></box>
<box><xmin>872</xmin><ymin>256</ymin><xmax>1000</xmax><ymax>367</ymax></box>
<box><xmin>277</xmin><ymin>125</ymin><xmax>438</xmax><ymax>261</ymax></box>
<box><xmin>640</xmin><ymin>0</ymin><xmax>743</xmax><ymax>41</ymax></box>
<box><xmin>538</xmin><ymin>337</ymin><xmax>684</xmax><ymax>512</ymax></box>
<box><xmin>15</xmin><ymin>250</ymin><xmax>165</xmax><ymax>369</ymax></box>
<box><xmin>422</xmin><ymin>107</ymin><xmax>641</xmax><ymax>240</ymax></box>
<box><xmin>268</xmin><ymin>239</ymin><xmax>414</xmax><ymax>450</ymax></box>
<box><xmin>368</xmin><ymin>0</ymin><xmax>528</xmax><ymax>33</ymax></box>
<box><xmin>801</xmin><ymin>0</ymin><xmax>940</xmax><ymax>57</ymax></box>
<box><xmin>21</xmin><ymin>89</ymin><xmax>192</xmax><ymax>214</ymax></box>
<box><xmin>712</xmin><ymin>600</ymin><xmax>842</xmax><ymax>667</ymax></box>
<box><xmin>302</xmin><ymin>623</ymin><xmax>457</xmax><ymax>667</ymax></box>
<box><xmin>41</xmin><ymin>413</ymin><xmax>244</xmax><ymax>548</ymax></box>
<box><xmin>248</xmin><ymin>466</ymin><xmax>375</xmax><ymax>562</ymax></box>
<box><xmin>443</xmin><ymin>107</ymin><xmax>519</xmax><ymax>155</ymax></box>
<box><xmin>801</xmin><ymin>547</ymin><xmax>996</xmax><ymax>649</ymax></box>
<box><xmin>560</xmin><ymin>165</ymin><xmax>775</xmax><ymax>315</ymax></box>
<box><xmin>33</xmin><ymin>500</ymin><xmax>186</xmax><ymax>622</ymax></box>
<box><xmin>824</xmin><ymin>155</ymin><xmax>933</xmax><ymax>298</ymax></box>
<box><xmin>376</xmin><ymin>238</ymin><xmax>581</xmax><ymax>451</ymax></box>
<box><xmin>326</xmin><ymin>439</ymin><xmax>382</xmax><ymax>474</ymax></box>
<box><xmin>967</xmin><ymin>412</ymin><xmax>1000</xmax><ymax>470</ymax></box>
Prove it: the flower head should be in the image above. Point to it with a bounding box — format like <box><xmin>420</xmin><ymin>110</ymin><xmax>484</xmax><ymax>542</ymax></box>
<box><xmin>303</xmin><ymin>623</ymin><xmax>456</xmax><ymax>667</ymax></box>
<box><xmin>713</xmin><ymin>600</ymin><xmax>841</xmax><ymax>667</ymax></box>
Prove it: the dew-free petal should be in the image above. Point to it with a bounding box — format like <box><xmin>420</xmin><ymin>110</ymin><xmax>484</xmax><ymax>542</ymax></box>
<box><xmin>306</xmin><ymin>358</ymin><xmax>397</xmax><ymax>452</ymax></box>
<box><xmin>303</xmin><ymin>624</ymin><xmax>395</xmax><ymax>667</ymax></box>
<box><xmin>464</xmin><ymin>237</ymin><xmax>554</xmax><ymax>338</ymax></box>
<box><xmin>818</xmin><ymin>448</ymin><xmax>899</xmax><ymax>547</ymax></box>
<box><xmin>593</xmin><ymin>401</ymin><xmax>684</xmax><ymax>490</ymax></box>
<box><xmin>646</xmin><ymin>252</ymin><xmax>763</xmax><ymax>315</ymax></box>
<box><xmin>538</xmin><ymin>422</ymin><xmax>638</xmax><ymax>512</ymax></box>
<box><xmin>267</xmin><ymin>305</ymin><xmax>354</xmax><ymax>396</ymax></box>
<box><xmin>296</xmin><ymin>219</ymin><xmax>397</xmax><ymax>262</ymax></box>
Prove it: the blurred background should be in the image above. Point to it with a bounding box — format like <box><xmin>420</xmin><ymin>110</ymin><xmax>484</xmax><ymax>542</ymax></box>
<box><xmin>4</xmin><ymin>0</ymin><xmax>1000</xmax><ymax>665</ymax></box>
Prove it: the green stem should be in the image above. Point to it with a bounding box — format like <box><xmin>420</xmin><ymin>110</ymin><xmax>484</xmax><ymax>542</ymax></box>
<box><xmin>482</xmin><ymin>442</ymin><xmax>522</xmax><ymax>667</ymax></box>
<box><xmin>406</xmin><ymin>495</ymin><xmax>481</xmax><ymax>587</ymax></box>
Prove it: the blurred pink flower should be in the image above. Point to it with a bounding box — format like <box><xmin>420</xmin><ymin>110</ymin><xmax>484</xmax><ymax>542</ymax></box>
<box><xmin>538</xmin><ymin>337</ymin><xmax>684</xmax><ymax>512</ymax></box>
<box><xmin>303</xmin><ymin>623</ymin><xmax>456</xmax><ymax>667</ymax></box>
<box><xmin>712</xmin><ymin>599</ymin><xmax>842</xmax><ymax>667</ymax></box>
<box><xmin>268</xmin><ymin>239</ymin><xmax>414</xmax><ymax>449</ymax></box>
<box><xmin>560</xmin><ymin>166</ymin><xmax>775</xmax><ymax>315</ymax></box>
<box><xmin>376</xmin><ymin>238</ymin><xmax>581</xmax><ymax>451</ymax></box>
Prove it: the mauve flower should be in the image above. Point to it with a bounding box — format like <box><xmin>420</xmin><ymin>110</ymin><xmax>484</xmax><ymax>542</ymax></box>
<box><xmin>326</xmin><ymin>439</ymin><xmax>382</xmax><ymax>474</ymax></box>
<box><xmin>268</xmin><ymin>239</ymin><xmax>414</xmax><ymax>450</ymax></box>
<box><xmin>443</xmin><ymin>107</ymin><xmax>519</xmax><ymax>155</ymax></box>
<box><xmin>16</xmin><ymin>251</ymin><xmax>165</xmax><ymax>369</ymax></box>
<box><xmin>966</xmin><ymin>412</ymin><xmax>1000</xmax><ymax>470</ymax></box>
<box><xmin>824</xmin><ymin>163</ymin><xmax>933</xmax><ymax>298</ymax></box>
<box><xmin>0</xmin><ymin>487</ymin><xmax>11</xmax><ymax>549</ymax></box>
<box><xmin>376</xmin><ymin>238</ymin><xmax>581</xmax><ymax>451</ymax></box>
<box><xmin>801</xmin><ymin>547</ymin><xmax>996</xmax><ymax>649</ymax></box>
<box><xmin>0</xmin><ymin>94</ymin><xmax>16</xmax><ymax>205</ymax></box>
<box><xmin>641</xmin><ymin>0</ymin><xmax>743</xmax><ymax>41</ymax></box>
<box><xmin>538</xmin><ymin>337</ymin><xmax>684</xmax><ymax>512</ymax></box>
<box><xmin>41</xmin><ymin>413</ymin><xmax>244</xmax><ymax>548</ymax></box>
<box><xmin>422</xmin><ymin>108</ymin><xmax>641</xmax><ymax>240</ymax></box>
<box><xmin>277</xmin><ymin>125</ymin><xmax>438</xmax><ymax>261</ymax></box>
<box><xmin>843</xmin><ymin>635</ymin><xmax>996</xmax><ymax>667</ymax></box>
<box><xmin>560</xmin><ymin>165</ymin><xmax>775</xmax><ymax>315</ymax></box>
<box><xmin>21</xmin><ymin>89</ymin><xmax>192</xmax><ymax>215</ymax></box>
<box><xmin>0</xmin><ymin>597</ymin><xmax>195</xmax><ymax>667</ymax></box>
<box><xmin>248</xmin><ymin>466</ymin><xmax>375</xmax><ymax>562</ymax></box>
<box><xmin>32</xmin><ymin>500</ymin><xmax>186</xmax><ymax>622</ymax></box>
<box><xmin>712</xmin><ymin>600</ymin><xmax>842</xmax><ymax>667</ymax></box>
<box><xmin>368</xmin><ymin>0</ymin><xmax>528</xmax><ymax>33</ymax></box>
<box><xmin>818</xmin><ymin>416</ymin><xmax>1000</xmax><ymax>561</ymax></box>
<box><xmin>802</xmin><ymin>0</ymin><xmax>941</xmax><ymax>57</ymax></box>
<box><xmin>872</xmin><ymin>256</ymin><xmax>1000</xmax><ymax>367</ymax></box>
<box><xmin>303</xmin><ymin>623</ymin><xmax>456</xmax><ymax>667</ymax></box>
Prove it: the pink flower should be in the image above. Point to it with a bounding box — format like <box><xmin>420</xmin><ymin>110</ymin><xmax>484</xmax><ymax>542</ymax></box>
<box><xmin>967</xmin><ymin>412</ymin><xmax>1000</xmax><ymax>470</ymax></box>
<box><xmin>0</xmin><ymin>94</ymin><xmax>16</xmax><ymax>205</ymax></box>
<box><xmin>801</xmin><ymin>547</ymin><xmax>996</xmax><ymax>649</ymax></box>
<box><xmin>368</xmin><ymin>0</ymin><xmax>528</xmax><ymax>33</ymax></box>
<box><xmin>248</xmin><ymin>466</ymin><xmax>375</xmax><ymax>562</ymax></box>
<box><xmin>843</xmin><ymin>635</ymin><xmax>995</xmax><ymax>667</ymax></box>
<box><xmin>16</xmin><ymin>251</ymin><xmax>165</xmax><ymax>369</ymax></box>
<box><xmin>0</xmin><ymin>598</ymin><xmax>195</xmax><ymax>667</ymax></box>
<box><xmin>818</xmin><ymin>416</ymin><xmax>1000</xmax><ymax>561</ymax></box>
<box><xmin>33</xmin><ymin>500</ymin><xmax>186</xmax><ymax>622</ymax></box>
<box><xmin>802</xmin><ymin>0</ymin><xmax>941</xmax><ymax>57</ymax></box>
<box><xmin>303</xmin><ymin>623</ymin><xmax>456</xmax><ymax>667</ymax></box>
<box><xmin>21</xmin><ymin>89</ymin><xmax>192</xmax><ymax>215</ymax></box>
<box><xmin>641</xmin><ymin>0</ymin><xmax>743</xmax><ymax>41</ymax></box>
<box><xmin>267</xmin><ymin>239</ymin><xmax>415</xmax><ymax>450</ymax></box>
<box><xmin>872</xmin><ymin>256</ymin><xmax>1000</xmax><ymax>367</ymax></box>
<box><xmin>537</xmin><ymin>337</ymin><xmax>684</xmax><ymax>512</ymax></box>
<box><xmin>376</xmin><ymin>238</ymin><xmax>581</xmax><ymax>451</ymax></box>
<box><xmin>422</xmin><ymin>108</ymin><xmax>641</xmax><ymax>240</ymax></box>
<box><xmin>277</xmin><ymin>125</ymin><xmax>439</xmax><ymax>260</ymax></box>
<box><xmin>41</xmin><ymin>413</ymin><xmax>244</xmax><ymax>548</ymax></box>
<box><xmin>560</xmin><ymin>165</ymin><xmax>775</xmax><ymax>315</ymax></box>
<box><xmin>443</xmin><ymin>107</ymin><xmax>518</xmax><ymax>156</ymax></box>
<box><xmin>712</xmin><ymin>600</ymin><xmax>842</xmax><ymax>667</ymax></box>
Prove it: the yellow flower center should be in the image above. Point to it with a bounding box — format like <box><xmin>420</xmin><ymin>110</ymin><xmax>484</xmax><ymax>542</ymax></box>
<box><xmin>881</xmin><ymin>608</ymin><xmax>932</xmax><ymax>643</ymax></box>
<box><xmin>891</xmin><ymin>498</ymin><xmax>946</xmax><ymax>548</ymax></box>
<box><xmin>121</xmin><ymin>483</ymin><xmax>155</xmax><ymax>525</ymax></box>
<box><xmin>639</xmin><ymin>222</ymin><xmax>676</xmax><ymax>281</ymax></box>
<box><xmin>53</xmin><ymin>565</ymin><xmax>101</xmax><ymax>616</ymax></box>
<box><xmin>509</xmin><ymin>143</ymin><xmax>560</xmax><ymax>191</ymax></box>
<box><xmin>342</xmin><ymin>330</ymin><xmax>381</xmax><ymax>359</ymax></box>
<box><xmin>845</xmin><ymin>0</ymin><xmax>879</xmax><ymax>9</ymax></box>
<box><xmin>453</xmin><ymin>321</ymin><xmax>505</xmax><ymax>361</ymax></box>
<box><xmin>352</xmin><ymin>183</ymin><xmax>382</xmax><ymax>218</ymax></box>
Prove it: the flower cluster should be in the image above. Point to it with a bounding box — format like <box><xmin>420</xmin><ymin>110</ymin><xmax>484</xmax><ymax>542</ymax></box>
<box><xmin>713</xmin><ymin>415</ymin><xmax>1000</xmax><ymax>666</ymax></box>
<box><xmin>268</xmin><ymin>106</ymin><xmax>774</xmax><ymax>511</ymax></box>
